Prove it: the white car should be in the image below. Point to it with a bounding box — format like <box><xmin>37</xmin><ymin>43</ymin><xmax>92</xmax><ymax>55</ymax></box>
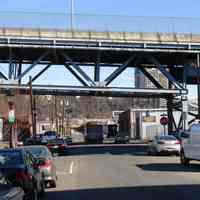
<box><xmin>148</xmin><ymin>135</ymin><xmax>180</xmax><ymax>155</ymax></box>
<box><xmin>180</xmin><ymin>123</ymin><xmax>200</xmax><ymax>166</ymax></box>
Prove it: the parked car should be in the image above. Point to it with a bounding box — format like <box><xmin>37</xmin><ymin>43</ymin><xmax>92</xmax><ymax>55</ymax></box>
<box><xmin>147</xmin><ymin>135</ymin><xmax>180</xmax><ymax>155</ymax></box>
<box><xmin>64</xmin><ymin>136</ymin><xmax>72</xmax><ymax>145</ymax></box>
<box><xmin>114</xmin><ymin>134</ymin><xmax>130</xmax><ymax>144</ymax></box>
<box><xmin>21</xmin><ymin>145</ymin><xmax>57</xmax><ymax>188</ymax></box>
<box><xmin>0</xmin><ymin>149</ymin><xmax>45</xmax><ymax>200</ymax></box>
<box><xmin>0</xmin><ymin>172</ymin><xmax>24</xmax><ymax>200</ymax></box>
<box><xmin>47</xmin><ymin>139</ymin><xmax>68</xmax><ymax>155</ymax></box>
<box><xmin>180</xmin><ymin>123</ymin><xmax>200</xmax><ymax>166</ymax></box>
<box><xmin>24</xmin><ymin>135</ymin><xmax>44</xmax><ymax>146</ymax></box>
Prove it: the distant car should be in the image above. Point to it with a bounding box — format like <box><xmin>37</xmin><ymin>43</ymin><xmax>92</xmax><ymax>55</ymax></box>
<box><xmin>64</xmin><ymin>136</ymin><xmax>72</xmax><ymax>145</ymax></box>
<box><xmin>21</xmin><ymin>145</ymin><xmax>57</xmax><ymax>188</ymax></box>
<box><xmin>148</xmin><ymin>135</ymin><xmax>180</xmax><ymax>155</ymax></box>
<box><xmin>43</xmin><ymin>131</ymin><xmax>57</xmax><ymax>142</ymax></box>
<box><xmin>0</xmin><ymin>172</ymin><xmax>24</xmax><ymax>200</ymax></box>
<box><xmin>0</xmin><ymin>149</ymin><xmax>45</xmax><ymax>200</ymax></box>
<box><xmin>47</xmin><ymin>139</ymin><xmax>68</xmax><ymax>155</ymax></box>
<box><xmin>114</xmin><ymin>134</ymin><xmax>130</xmax><ymax>144</ymax></box>
<box><xmin>16</xmin><ymin>141</ymin><xmax>23</xmax><ymax>147</ymax></box>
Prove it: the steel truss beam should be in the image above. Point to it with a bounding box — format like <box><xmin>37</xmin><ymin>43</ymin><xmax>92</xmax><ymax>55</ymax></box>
<box><xmin>17</xmin><ymin>51</ymin><xmax>49</xmax><ymax>80</ymax></box>
<box><xmin>105</xmin><ymin>55</ymin><xmax>137</xmax><ymax>86</ymax></box>
<box><xmin>0</xmin><ymin>84</ymin><xmax>184</xmax><ymax>97</ymax></box>
<box><xmin>60</xmin><ymin>52</ymin><xmax>96</xmax><ymax>86</ymax></box>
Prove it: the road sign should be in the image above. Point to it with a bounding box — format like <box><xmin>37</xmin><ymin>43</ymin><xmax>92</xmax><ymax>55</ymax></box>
<box><xmin>160</xmin><ymin>116</ymin><xmax>168</xmax><ymax>125</ymax></box>
<box><xmin>8</xmin><ymin>110</ymin><xmax>15</xmax><ymax>124</ymax></box>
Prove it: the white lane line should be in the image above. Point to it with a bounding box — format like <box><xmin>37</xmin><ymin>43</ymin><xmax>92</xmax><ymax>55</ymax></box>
<box><xmin>69</xmin><ymin>161</ymin><xmax>74</xmax><ymax>174</ymax></box>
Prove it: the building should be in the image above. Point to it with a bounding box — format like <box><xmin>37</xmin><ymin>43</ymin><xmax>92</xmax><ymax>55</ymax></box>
<box><xmin>135</xmin><ymin>68</ymin><xmax>168</xmax><ymax>108</ymax></box>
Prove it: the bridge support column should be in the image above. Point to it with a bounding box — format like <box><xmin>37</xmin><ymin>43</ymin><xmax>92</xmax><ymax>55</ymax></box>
<box><xmin>182</xmin><ymin>65</ymin><xmax>188</xmax><ymax>130</ymax></box>
<box><xmin>167</xmin><ymin>96</ymin><xmax>174</xmax><ymax>133</ymax></box>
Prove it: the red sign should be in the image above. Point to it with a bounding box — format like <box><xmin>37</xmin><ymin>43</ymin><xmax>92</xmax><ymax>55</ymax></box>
<box><xmin>160</xmin><ymin>117</ymin><xmax>168</xmax><ymax>125</ymax></box>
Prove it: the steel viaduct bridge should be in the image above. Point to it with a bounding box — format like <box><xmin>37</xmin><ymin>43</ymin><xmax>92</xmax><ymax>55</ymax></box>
<box><xmin>0</xmin><ymin>13</ymin><xmax>200</xmax><ymax>132</ymax></box>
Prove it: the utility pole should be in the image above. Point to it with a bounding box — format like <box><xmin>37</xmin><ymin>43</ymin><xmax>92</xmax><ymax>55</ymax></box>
<box><xmin>61</xmin><ymin>100</ymin><xmax>65</xmax><ymax>137</ymax></box>
<box><xmin>29</xmin><ymin>76</ymin><xmax>36</xmax><ymax>138</ymax></box>
<box><xmin>55</xmin><ymin>96</ymin><xmax>58</xmax><ymax>132</ymax></box>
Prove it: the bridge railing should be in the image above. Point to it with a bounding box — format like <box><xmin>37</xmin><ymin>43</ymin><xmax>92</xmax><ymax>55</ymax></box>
<box><xmin>0</xmin><ymin>11</ymin><xmax>200</xmax><ymax>34</ymax></box>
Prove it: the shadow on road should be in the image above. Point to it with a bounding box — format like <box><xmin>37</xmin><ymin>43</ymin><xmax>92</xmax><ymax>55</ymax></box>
<box><xmin>63</xmin><ymin>145</ymin><xmax>148</xmax><ymax>156</ymax></box>
<box><xmin>45</xmin><ymin>184</ymin><xmax>200</xmax><ymax>200</ymax></box>
<box><xmin>137</xmin><ymin>163</ymin><xmax>200</xmax><ymax>172</ymax></box>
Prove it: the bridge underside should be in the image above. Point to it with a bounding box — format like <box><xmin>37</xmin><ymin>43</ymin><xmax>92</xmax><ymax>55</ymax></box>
<box><xmin>0</xmin><ymin>29</ymin><xmax>200</xmax><ymax>132</ymax></box>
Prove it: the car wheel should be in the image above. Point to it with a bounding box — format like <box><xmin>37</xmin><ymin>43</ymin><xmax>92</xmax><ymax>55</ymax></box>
<box><xmin>49</xmin><ymin>180</ymin><xmax>57</xmax><ymax>188</ymax></box>
<box><xmin>147</xmin><ymin>149</ymin><xmax>152</xmax><ymax>156</ymax></box>
<box><xmin>180</xmin><ymin>150</ymin><xmax>190</xmax><ymax>166</ymax></box>
<box><xmin>151</xmin><ymin>148</ymin><xmax>158</xmax><ymax>156</ymax></box>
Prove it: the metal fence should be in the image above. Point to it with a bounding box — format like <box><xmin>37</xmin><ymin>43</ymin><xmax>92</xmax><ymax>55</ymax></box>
<box><xmin>0</xmin><ymin>11</ymin><xmax>200</xmax><ymax>33</ymax></box>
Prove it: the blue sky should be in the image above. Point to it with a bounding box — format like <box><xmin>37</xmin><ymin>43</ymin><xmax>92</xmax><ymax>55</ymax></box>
<box><xmin>0</xmin><ymin>0</ymin><xmax>198</xmax><ymax>99</ymax></box>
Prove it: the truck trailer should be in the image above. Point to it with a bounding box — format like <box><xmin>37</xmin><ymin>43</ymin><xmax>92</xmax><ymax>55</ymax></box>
<box><xmin>84</xmin><ymin>121</ymin><xmax>104</xmax><ymax>144</ymax></box>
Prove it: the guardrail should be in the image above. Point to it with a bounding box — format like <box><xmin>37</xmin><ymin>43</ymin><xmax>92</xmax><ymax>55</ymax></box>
<box><xmin>0</xmin><ymin>11</ymin><xmax>200</xmax><ymax>34</ymax></box>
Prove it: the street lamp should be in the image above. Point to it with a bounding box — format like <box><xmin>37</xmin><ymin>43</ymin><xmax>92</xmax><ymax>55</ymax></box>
<box><xmin>70</xmin><ymin>0</ymin><xmax>74</xmax><ymax>31</ymax></box>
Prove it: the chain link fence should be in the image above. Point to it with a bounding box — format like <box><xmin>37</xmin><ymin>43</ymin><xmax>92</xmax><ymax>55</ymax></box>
<box><xmin>0</xmin><ymin>11</ymin><xmax>200</xmax><ymax>33</ymax></box>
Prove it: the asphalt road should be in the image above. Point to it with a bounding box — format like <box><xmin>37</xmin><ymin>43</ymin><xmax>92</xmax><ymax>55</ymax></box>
<box><xmin>44</xmin><ymin>144</ymin><xmax>200</xmax><ymax>200</ymax></box>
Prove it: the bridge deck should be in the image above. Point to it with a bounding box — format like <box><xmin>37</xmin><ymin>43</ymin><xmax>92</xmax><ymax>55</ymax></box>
<box><xmin>0</xmin><ymin>28</ymin><xmax>198</xmax><ymax>67</ymax></box>
<box><xmin>0</xmin><ymin>28</ymin><xmax>200</xmax><ymax>44</ymax></box>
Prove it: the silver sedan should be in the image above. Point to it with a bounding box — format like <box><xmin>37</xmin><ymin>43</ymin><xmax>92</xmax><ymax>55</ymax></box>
<box><xmin>21</xmin><ymin>145</ymin><xmax>57</xmax><ymax>188</ymax></box>
<box><xmin>148</xmin><ymin>135</ymin><xmax>180</xmax><ymax>155</ymax></box>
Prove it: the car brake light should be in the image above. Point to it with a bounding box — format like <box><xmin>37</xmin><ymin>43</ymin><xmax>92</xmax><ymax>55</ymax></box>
<box><xmin>39</xmin><ymin>159</ymin><xmax>52</xmax><ymax>168</ymax></box>
<box><xmin>59</xmin><ymin>144</ymin><xmax>66</xmax><ymax>149</ymax></box>
<box><xmin>16</xmin><ymin>171</ymin><xmax>25</xmax><ymax>179</ymax></box>
<box><xmin>16</xmin><ymin>171</ymin><xmax>32</xmax><ymax>181</ymax></box>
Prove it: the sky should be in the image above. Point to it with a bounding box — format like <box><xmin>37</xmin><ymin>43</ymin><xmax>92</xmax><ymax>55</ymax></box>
<box><xmin>0</xmin><ymin>0</ymin><xmax>199</xmax><ymax>99</ymax></box>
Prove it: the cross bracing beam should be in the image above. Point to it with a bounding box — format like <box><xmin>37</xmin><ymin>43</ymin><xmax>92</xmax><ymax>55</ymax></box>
<box><xmin>105</xmin><ymin>55</ymin><xmax>137</xmax><ymax>86</ymax></box>
<box><xmin>27</xmin><ymin>64</ymin><xmax>51</xmax><ymax>85</ymax></box>
<box><xmin>0</xmin><ymin>71</ymin><xmax>8</xmax><ymax>80</ymax></box>
<box><xmin>0</xmin><ymin>84</ymin><xmax>186</xmax><ymax>97</ymax></box>
<box><xmin>64</xmin><ymin>64</ymin><xmax>89</xmax><ymax>87</ymax></box>
<box><xmin>174</xmin><ymin>107</ymin><xmax>197</xmax><ymax>117</ymax></box>
<box><xmin>139</xmin><ymin>68</ymin><xmax>163</xmax><ymax>89</ymax></box>
<box><xmin>60</xmin><ymin>52</ymin><xmax>96</xmax><ymax>86</ymax></box>
<box><xmin>17</xmin><ymin>51</ymin><xmax>49</xmax><ymax>80</ymax></box>
<box><xmin>147</xmin><ymin>56</ymin><xmax>183</xmax><ymax>89</ymax></box>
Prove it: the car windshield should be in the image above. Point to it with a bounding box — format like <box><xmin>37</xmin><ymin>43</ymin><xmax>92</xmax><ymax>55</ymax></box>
<box><xmin>24</xmin><ymin>147</ymin><xmax>49</xmax><ymax>157</ymax></box>
<box><xmin>0</xmin><ymin>151</ymin><xmax>22</xmax><ymax>165</ymax></box>
<box><xmin>158</xmin><ymin>136</ymin><xmax>177</xmax><ymax>140</ymax></box>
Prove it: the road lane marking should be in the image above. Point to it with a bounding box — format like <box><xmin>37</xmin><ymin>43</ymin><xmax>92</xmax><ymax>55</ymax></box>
<box><xmin>69</xmin><ymin>161</ymin><xmax>74</xmax><ymax>174</ymax></box>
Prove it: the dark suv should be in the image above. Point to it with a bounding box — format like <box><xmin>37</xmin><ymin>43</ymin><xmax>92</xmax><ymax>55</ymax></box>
<box><xmin>0</xmin><ymin>149</ymin><xmax>45</xmax><ymax>200</ymax></box>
